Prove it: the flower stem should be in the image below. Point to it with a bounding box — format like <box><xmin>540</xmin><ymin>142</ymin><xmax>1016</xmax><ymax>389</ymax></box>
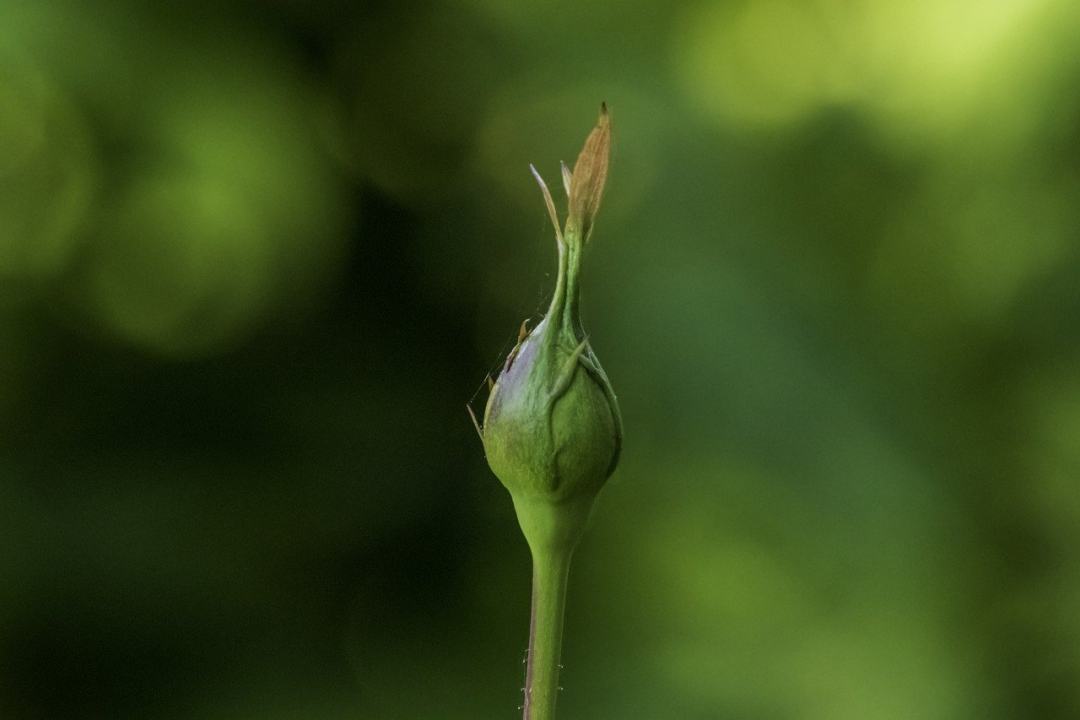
<box><xmin>522</xmin><ymin>548</ymin><xmax>573</xmax><ymax>720</ymax></box>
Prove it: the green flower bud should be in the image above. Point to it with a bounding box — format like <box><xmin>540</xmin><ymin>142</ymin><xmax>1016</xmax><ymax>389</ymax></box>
<box><xmin>478</xmin><ymin>105</ymin><xmax>623</xmax><ymax>555</ymax></box>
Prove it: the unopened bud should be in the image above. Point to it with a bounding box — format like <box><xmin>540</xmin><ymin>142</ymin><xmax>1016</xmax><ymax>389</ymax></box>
<box><xmin>478</xmin><ymin>105</ymin><xmax>622</xmax><ymax>554</ymax></box>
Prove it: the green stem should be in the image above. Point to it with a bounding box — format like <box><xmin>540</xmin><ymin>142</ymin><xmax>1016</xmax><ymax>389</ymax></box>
<box><xmin>522</xmin><ymin>548</ymin><xmax>572</xmax><ymax>720</ymax></box>
<box><xmin>562</xmin><ymin>236</ymin><xmax>583</xmax><ymax>340</ymax></box>
<box><xmin>546</xmin><ymin>237</ymin><xmax>568</xmax><ymax>346</ymax></box>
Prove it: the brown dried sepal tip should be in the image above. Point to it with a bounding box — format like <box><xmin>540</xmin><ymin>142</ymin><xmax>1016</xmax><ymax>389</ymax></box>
<box><xmin>567</xmin><ymin>103</ymin><xmax>611</xmax><ymax>242</ymax></box>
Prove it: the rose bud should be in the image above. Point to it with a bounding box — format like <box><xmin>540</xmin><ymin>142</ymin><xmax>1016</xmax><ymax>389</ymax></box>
<box><xmin>478</xmin><ymin>104</ymin><xmax>623</xmax><ymax>556</ymax></box>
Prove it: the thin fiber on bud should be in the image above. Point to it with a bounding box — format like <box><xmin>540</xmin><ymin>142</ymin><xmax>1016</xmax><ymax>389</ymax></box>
<box><xmin>568</xmin><ymin>103</ymin><xmax>611</xmax><ymax>242</ymax></box>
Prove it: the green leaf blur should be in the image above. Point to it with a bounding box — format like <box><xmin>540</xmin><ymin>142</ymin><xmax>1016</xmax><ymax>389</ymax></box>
<box><xmin>2</xmin><ymin>0</ymin><xmax>1079</xmax><ymax>718</ymax></box>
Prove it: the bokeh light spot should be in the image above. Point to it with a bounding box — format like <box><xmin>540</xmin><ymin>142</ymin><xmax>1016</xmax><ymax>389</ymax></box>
<box><xmin>86</xmin><ymin>173</ymin><xmax>273</xmax><ymax>357</ymax></box>
<box><xmin>674</xmin><ymin>0</ymin><xmax>852</xmax><ymax>129</ymax></box>
<box><xmin>0</xmin><ymin>58</ymin><xmax>95</xmax><ymax>283</ymax></box>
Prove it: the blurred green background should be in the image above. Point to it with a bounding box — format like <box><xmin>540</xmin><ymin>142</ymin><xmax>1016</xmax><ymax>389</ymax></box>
<box><xmin>3</xmin><ymin>0</ymin><xmax>1080</xmax><ymax>718</ymax></box>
